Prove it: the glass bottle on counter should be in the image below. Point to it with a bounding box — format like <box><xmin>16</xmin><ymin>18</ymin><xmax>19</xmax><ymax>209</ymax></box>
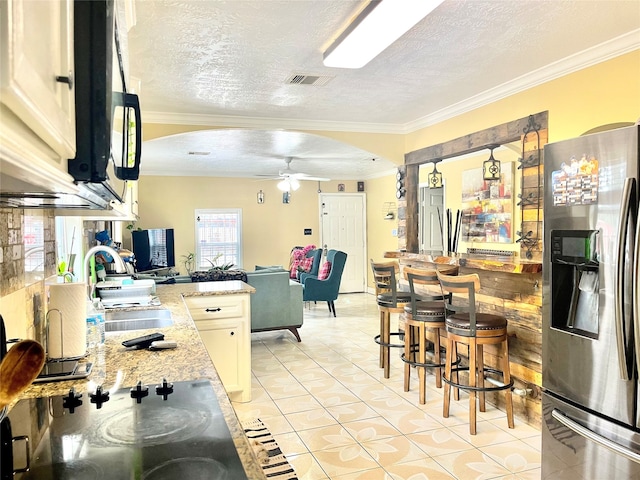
<box><xmin>86</xmin><ymin>300</ymin><xmax>99</xmax><ymax>351</ymax></box>
<box><xmin>93</xmin><ymin>298</ymin><xmax>106</xmax><ymax>347</ymax></box>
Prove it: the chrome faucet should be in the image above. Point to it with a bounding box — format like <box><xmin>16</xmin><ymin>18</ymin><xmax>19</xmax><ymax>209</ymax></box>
<box><xmin>83</xmin><ymin>245</ymin><xmax>127</xmax><ymax>290</ymax></box>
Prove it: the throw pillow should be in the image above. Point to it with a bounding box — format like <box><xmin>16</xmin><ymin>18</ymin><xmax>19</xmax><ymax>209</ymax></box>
<box><xmin>300</xmin><ymin>257</ymin><xmax>314</xmax><ymax>272</ymax></box>
<box><xmin>318</xmin><ymin>261</ymin><xmax>332</xmax><ymax>280</ymax></box>
<box><xmin>290</xmin><ymin>259</ymin><xmax>302</xmax><ymax>279</ymax></box>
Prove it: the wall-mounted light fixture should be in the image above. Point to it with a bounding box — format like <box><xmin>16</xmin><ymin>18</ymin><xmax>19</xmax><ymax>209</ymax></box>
<box><xmin>427</xmin><ymin>161</ymin><xmax>443</xmax><ymax>188</ymax></box>
<box><xmin>395</xmin><ymin>169</ymin><xmax>405</xmax><ymax>199</ymax></box>
<box><xmin>277</xmin><ymin>177</ymin><xmax>300</xmax><ymax>192</ymax></box>
<box><xmin>383</xmin><ymin>201</ymin><xmax>396</xmax><ymax>220</ymax></box>
<box><xmin>483</xmin><ymin>144</ymin><xmax>502</xmax><ymax>181</ymax></box>
<box><xmin>323</xmin><ymin>0</ymin><xmax>445</xmax><ymax>69</ymax></box>
<box><xmin>257</xmin><ymin>190</ymin><xmax>264</xmax><ymax>204</ymax></box>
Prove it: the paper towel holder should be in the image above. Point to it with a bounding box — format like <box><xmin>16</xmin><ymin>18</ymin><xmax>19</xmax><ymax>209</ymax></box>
<box><xmin>45</xmin><ymin>309</ymin><xmax>85</xmax><ymax>361</ymax></box>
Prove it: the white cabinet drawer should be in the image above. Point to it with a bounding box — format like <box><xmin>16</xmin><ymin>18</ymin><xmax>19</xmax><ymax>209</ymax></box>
<box><xmin>184</xmin><ymin>295</ymin><xmax>248</xmax><ymax>321</ymax></box>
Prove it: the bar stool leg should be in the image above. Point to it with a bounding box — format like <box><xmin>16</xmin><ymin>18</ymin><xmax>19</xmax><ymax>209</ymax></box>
<box><xmin>443</xmin><ymin>336</ymin><xmax>453</xmax><ymax>418</ymax></box>
<box><xmin>379</xmin><ymin>310</ymin><xmax>385</xmax><ymax>369</ymax></box>
<box><xmin>478</xmin><ymin>344</ymin><xmax>486</xmax><ymax>412</ymax></box>
<box><xmin>503</xmin><ymin>338</ymin><xmax>515</xmax><ymax>429</ymax></box>
<box><xmin>433</xmin><ymin>327</ymin><xmax>442</xmax><ymax>389</ymax></box>
<box><xmin>453</xmin><ymin>341</ymin><xmax>460</xmax><ymax>402</ymax></box>
<box><xmin>469</xmin><ymin>338</ymin><xmax>477</xmax><ymax>435</ymax></box>
<box><xmin>418</xmin><ymin>323</ymin><xmax>426</xmax><ymax>404</ymax></box>
<box><xmin>403</xmin><ymin>322</ymin><xmax>412</xmax><ymax>392</ymax></box>
<box><xmin>383</xmin><ymin>310</ymin><xmax>391</xmax><ymax>379</ymax></box>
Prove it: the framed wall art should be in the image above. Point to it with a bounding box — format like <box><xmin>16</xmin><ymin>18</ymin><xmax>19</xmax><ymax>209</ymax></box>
<box><xmin>461</xmin><ymin>162</ymin><xmax>514</xmax><ymax>243</ymax></box>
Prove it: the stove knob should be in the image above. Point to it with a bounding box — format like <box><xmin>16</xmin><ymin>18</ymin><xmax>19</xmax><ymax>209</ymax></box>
<box><xmin>130</xmin><ymin>381</ymin><xmax>149</xmax><ymax>404</ymax></box>
<box><xmin>155</xmin><ymin>378</ymin><xmax>174</xmax><ymax>400</ymax></box>
<box><xmin>62</xmin><ymin>387</ymin><xmax>83</xmax><ymax>413</ymax></box>
<box><xmin>89</xmin><ymin>385</ymin><xmax>110</xmax><ymax>409</ymax></box>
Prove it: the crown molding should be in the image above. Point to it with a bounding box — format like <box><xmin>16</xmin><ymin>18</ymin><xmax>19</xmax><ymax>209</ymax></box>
<box><xmin>142</xmin><ymin>111</ymin><xmax>407</xmax><ymax>134</ymax></box>
<box><xmin>403</xmin><ymin>29</ymin><xmax>640</xmax><ymax>133</ymax></box>
<box><xmin>143</xmin><ymin>30</ymin><xmax>640</xmax><ymax>136</ymax></box>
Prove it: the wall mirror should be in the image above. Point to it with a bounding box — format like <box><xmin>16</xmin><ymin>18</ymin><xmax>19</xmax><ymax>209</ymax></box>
<box><xmin>417</xmin><ymin>140</ymin><xmax>522</xmax><ymax>255</ymax></box>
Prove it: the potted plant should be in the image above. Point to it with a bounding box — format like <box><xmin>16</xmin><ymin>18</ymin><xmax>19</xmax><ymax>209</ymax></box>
<box><xmin>181</xmin><ymin>252</ymin><xmax>196</xmax><ymax>275</ymax></box>
<box><xmin>205</xmin><ymin>253</ymin><xmax>235</xmax><ymax>271</ymax></box>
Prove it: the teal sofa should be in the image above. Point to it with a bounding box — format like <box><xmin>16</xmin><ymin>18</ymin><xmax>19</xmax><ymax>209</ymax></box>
<box><xmin>245</xmin><ymin>266</ymin><xmax>304</xmax><ymax>342</ymax></box>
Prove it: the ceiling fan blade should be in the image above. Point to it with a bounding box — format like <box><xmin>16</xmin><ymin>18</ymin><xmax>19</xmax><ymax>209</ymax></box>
<box><xmin>298</xmin><ymin>176</ymin><xmax>330</xmax><ymax>182</ymax></box>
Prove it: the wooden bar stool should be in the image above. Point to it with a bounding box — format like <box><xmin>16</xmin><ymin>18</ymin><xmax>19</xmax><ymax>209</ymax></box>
<box><xmin>401</xmin><ymin>266</ymin><xmax>459</xmax><ymax>404</ymax></box>
<box><xmin>437</xmin><ymin>271</ymin><xmax>514</xmax><ymax>435</ymax></box>
<box><xmin>371</xmin><ymin>260</ymin><xmax>411</xmax><ymax>379</ymax></box>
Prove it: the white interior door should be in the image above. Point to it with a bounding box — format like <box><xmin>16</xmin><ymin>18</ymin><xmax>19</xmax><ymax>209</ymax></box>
<box><xmin>319</xmin><ymin>193</ymin><xmax>366</xmax><ymax>293</ymax></box>
<box><xmin>419</xmin><ymin>184</ymin><xmax>445</xmax><ymax>254</ymax></box>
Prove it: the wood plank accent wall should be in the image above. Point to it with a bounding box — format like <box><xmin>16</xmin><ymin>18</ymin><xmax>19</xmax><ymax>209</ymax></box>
<box><xmin>398</xmin><ymin>257</ymin><xmax>543</xmax><ymax>428</ymax></box>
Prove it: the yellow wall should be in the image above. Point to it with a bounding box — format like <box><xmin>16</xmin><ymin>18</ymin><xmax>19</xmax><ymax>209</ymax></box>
<box><xmin>136</xmin><ymin>51</ymin><xmax>640</xmax><ymax>282</ymax></box>
<box><xmin>366</xmin><ymin>175</ymin><xmax>402</xmax><ymax>265</ymax></box>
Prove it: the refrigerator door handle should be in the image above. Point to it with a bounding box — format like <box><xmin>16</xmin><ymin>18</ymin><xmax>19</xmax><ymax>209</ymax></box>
<box><xmin>615</xmin><ymin>178</ymin><xmax>636</xmax><ymax>380</ymax></box>
<box><xmin>552</xmin><ymin>409</ymin><xmax>640</xmax><ymax>464</ymax></box>
<box><xmin>634</xmin><ymin>199</ymin><xmax>640</xmax><ymax>376</ymax></box>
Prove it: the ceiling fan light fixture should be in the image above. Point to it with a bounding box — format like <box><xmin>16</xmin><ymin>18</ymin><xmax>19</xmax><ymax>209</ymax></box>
<box><xmin>323</xmin><ymin>0</ymin><xmax>445</xmax><ymax>69</ymax></box>
<box><xmin>277</xmin><ymin>178</ymin><xmax>301</xmax><ymax>192</ymax></box>
<box><xmin>277</xmin><ymin>179</ymin><xmax>290</xmax><ymax>191</ymax></box>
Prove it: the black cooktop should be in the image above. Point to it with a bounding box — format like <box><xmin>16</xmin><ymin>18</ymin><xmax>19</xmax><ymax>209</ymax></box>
<box><xmin>0</xmin><ymin>379</ymin><xmax>247</xmax><ymax>479</ymax></box>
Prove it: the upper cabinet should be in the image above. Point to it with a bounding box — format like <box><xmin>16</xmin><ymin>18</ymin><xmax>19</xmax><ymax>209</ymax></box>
<box><xmin>0</xmin><ymin>0</ymin><xmax>78</xmax><ymax>194</ymax></box>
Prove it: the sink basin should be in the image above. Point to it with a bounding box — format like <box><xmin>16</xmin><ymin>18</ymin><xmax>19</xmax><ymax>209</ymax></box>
<box><xmin>105</xmin><ymin>308</ymin><xmax>173</xmax><ymax>332</ymax></box>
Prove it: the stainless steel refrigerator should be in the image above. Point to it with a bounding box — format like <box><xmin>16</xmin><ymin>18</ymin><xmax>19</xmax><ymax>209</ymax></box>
<box><xmin>542</xmin><ymin>125</ymin><xmax>640</xmax><ymax>478</ymax></box>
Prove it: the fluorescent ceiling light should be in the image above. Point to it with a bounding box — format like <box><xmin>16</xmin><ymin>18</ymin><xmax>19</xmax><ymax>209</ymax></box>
<box><xmin>323</xmin><ymin>0</ymin><xmax>445</xmax><ymax>69</ymax></box>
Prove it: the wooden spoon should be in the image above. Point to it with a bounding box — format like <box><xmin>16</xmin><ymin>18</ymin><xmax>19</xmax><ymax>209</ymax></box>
<box><xmin>0</xmin><ymin>340</ymin><xmax>46</xmax><ymax>410</ymax></box>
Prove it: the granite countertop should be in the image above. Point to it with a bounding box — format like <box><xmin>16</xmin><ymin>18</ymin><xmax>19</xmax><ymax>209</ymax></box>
<box><xmin>384</xmin><ymin>251</ymin><xmax>542</xmax><ymax>274</ymax></box>
<box><xmin>15</xmin><ymin>280</ymin><xmax>265</xmax><ymax>480</ymax></box>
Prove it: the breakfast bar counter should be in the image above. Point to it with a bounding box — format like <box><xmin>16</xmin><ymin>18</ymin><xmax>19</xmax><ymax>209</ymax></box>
<box><xmin>383</xmin><ymin>251</ymin><xmax>543</xmax><ymax>427</ymax></box>
<box><xmin>15</xmin><ymin>280</ymin><xmax>265</xmax><ymax>480</ymax></box>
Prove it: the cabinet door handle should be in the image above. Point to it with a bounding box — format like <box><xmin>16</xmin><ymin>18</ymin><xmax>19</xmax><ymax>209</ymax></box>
<box><xmin>230</xmin><ymin>331</ymin><xmax>235</xmax><ymax>336</ymax></box>
<box><xmin>55</xmin><ymin>71</ymin><xmax>74</xmax><ymax>90</ymax></box>
<box><xmin>205</xmin><ymin>308</ymin><xmax>221</xmax><ymax>312</ymax></box>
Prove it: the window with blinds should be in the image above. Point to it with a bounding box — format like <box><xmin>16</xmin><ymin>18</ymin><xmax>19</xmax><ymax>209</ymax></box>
<box><xmin>195</xmin><ymin>209</ymin><xmax>242</xmax><ymax>269</ymax></box>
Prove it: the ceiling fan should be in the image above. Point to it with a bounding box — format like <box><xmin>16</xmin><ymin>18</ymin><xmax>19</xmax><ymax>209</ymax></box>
<box><xmin>259</xmin><ymin>157</ymin><xmax>330</xmax><ymax>191</ymax></box>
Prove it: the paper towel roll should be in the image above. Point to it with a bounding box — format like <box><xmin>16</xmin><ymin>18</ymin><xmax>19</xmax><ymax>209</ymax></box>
<box><xmin>46</xmin><ymin>283</ymin><xmax>87</xmax><ymax>359</ymax></box>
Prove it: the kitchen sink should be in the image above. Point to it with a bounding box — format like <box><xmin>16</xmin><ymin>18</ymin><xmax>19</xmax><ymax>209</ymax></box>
<box><xmin>105</xmin><ymin>308</ymin><xmax>173</xmax><ymax>332</ymax></box>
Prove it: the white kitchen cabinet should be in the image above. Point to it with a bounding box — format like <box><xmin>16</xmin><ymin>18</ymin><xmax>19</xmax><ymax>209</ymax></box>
<box><xmin>184</xmin><ymin>293</ymin><xmax>251</xmax><ymax>402</ymax></box>
<box><xmin>0</xmin><ymin>0</ymin><xmax>76</xmax><ymax>182</ymax></box>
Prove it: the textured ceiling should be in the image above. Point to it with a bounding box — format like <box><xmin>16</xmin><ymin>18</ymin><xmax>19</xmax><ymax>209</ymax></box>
<box><xmin>127</xmin><ymin>0</ymin><xmax>640</xmax><ymax>180</ymax></box>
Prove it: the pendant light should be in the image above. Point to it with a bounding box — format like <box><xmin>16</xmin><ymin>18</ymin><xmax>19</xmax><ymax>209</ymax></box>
<box><xmin>427</xmin><ymin>161</ymin><xmax>443</xmax><ymax>188</ymax></box>
<box><xmin>483</xmin><ymin>145</ymin><xmax>501</xmax><ymax>181</ymax></box>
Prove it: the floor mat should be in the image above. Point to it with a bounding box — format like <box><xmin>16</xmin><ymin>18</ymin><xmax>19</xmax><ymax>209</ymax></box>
<box><xmin>244</xmin><ymin>418</ymin><xmax>298</xmax><ymax>479</ymax></box>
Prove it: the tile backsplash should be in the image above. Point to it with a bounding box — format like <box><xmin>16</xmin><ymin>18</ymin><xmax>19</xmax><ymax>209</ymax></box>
<box><xmin>0</xmin><ymin>208</ymin><xmax>56</xmax><ymax>341</ymax></box>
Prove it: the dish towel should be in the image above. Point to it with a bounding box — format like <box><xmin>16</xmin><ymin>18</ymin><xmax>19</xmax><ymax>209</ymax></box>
<box><xmin>244</xmin><ymin>418</ymin><xmax>298</xmax><ymax>479</ymax></box>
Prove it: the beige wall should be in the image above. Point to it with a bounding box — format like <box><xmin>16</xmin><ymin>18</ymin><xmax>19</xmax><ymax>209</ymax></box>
<box><xmin>136</xmin><ymin>51</ymin><xmax>640</xmax><ymax>285</ymax></box>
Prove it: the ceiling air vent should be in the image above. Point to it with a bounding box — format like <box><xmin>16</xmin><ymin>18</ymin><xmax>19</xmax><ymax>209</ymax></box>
<box><xmin>286</xmin><ymin>73</ymin><xmax>334</xmax><ymax>86</ymax></box>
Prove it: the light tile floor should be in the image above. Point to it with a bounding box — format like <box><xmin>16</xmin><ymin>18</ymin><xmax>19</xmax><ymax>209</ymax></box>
<box><xmin>233</xmin><ymin>293</ymin><xmax>541</xmax><ymax>480</ymax></box>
